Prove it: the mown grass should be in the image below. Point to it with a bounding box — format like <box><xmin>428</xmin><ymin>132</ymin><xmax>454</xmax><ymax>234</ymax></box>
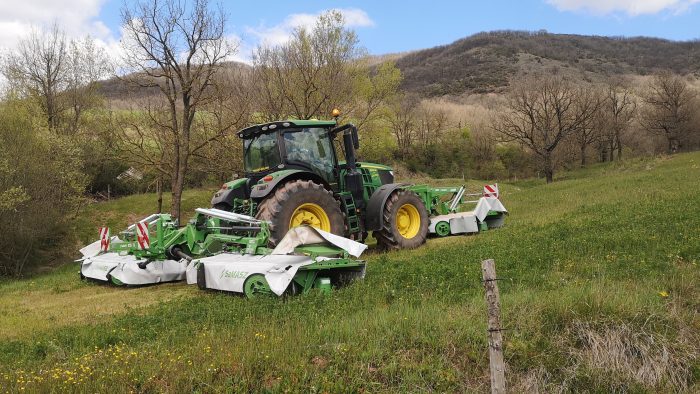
<box><xmin>1</xmin><ymin>153</ymin><xmax>699</xmax><ymax>392</ymax></box>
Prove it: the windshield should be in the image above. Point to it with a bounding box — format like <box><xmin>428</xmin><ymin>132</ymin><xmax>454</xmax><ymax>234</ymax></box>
<box><xmin>244</xmin><ymin>132</ymin><xmax>281</xmax><ymax>173</ymax></box>
<box><xmin>284</xmin><ymin>128</ymin><xmax>335</xmax><ymax>178</ymax></box>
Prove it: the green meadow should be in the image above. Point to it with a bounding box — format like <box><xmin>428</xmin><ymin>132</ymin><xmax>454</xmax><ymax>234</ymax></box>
<box><xmin>1</xmin><ymin>153</ymin><xmax>699</xmax><ymax>392</ymax></box>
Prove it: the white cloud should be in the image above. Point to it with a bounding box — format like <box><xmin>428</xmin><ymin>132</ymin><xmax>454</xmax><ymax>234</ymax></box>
<box><xmin>546</xmin><ymin>0</ymin><xmax>700</xmax><ymax>15</ymax></box>
<box><xmin>242</xmin><ymin>8</ymin><xmax>374</xmax><ymax>56</ymax></box>
<box><xmin>0</xmin><ymin>0</ymin><xmax>117</xmax><ymax>50</ymax></box>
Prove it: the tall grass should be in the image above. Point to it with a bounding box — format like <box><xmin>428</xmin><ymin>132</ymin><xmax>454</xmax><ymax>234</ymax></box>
<box><xmin>1</xmin><ymin>153</ymin><xmax>699</xmax><ymax>392</ymax></box>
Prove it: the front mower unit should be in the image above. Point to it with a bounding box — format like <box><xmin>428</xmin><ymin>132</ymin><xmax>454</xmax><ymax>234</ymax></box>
<box><xmin>419</xmin><ymin>185</ymin><xmax>508</xmax><ymax>237</ymax></box>
<box><xmin>428</xmin><ymin>185</ymin><xmax>508</xmax><ymax>237</ymax></box>
<box><xmin>188</xmin><ymin>226</ymin><xmax>367</xmax><ymax>298</ymax></box>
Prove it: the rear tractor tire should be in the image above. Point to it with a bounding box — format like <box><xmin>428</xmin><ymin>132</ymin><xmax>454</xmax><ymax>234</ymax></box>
<box><xmin>375</xmin><ymin>189</ymin><xmax>429</xmax><ymax>250</ymax></box>
<box><xmin>256</xmin><ymin>179</ymin><xmax>345</xmax><ymax>246</ymax></box>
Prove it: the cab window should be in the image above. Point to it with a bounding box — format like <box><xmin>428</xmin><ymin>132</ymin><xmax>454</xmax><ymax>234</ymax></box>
<box><xmin>244</xmin><ymin>132</ymin><xmax>281</xmax><ymax>173</ymax></box>
<box><xmin>284</xmin><ymin>128</ymin><xmax>335</xmax><ymax>179</ymax></box>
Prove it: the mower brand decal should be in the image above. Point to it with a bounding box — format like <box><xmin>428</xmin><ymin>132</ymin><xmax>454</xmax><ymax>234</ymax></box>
<box><xmin>99</xmin><ymin>227</ymin><xmax>110</xmax><ymax>252</ymax></box>
<box><xmin>484</xmin><ymin>184</ymin><xmax>499</xmax><ymax>199</ymax></box>
<box><xmin>136</xmin><ymin>221</ymin><xmax>150</xmax><ymax>250</ymax></box>
<box><xmin>220</xmin><ymin>269</ymin><xmax>248</xmax><ymax>280</ymax></box>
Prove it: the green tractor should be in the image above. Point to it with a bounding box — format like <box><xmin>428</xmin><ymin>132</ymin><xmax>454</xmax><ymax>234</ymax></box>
<box><xmin>211</xmin><ymin>118</ymin><xmax>499</xmax><ymax>250</ymax></box>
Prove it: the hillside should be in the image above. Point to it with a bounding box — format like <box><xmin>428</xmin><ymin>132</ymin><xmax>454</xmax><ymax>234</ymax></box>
<box><xmin>395</xmin><ymin>31</ymin><xmax>700</xmax><ymax>96</ymax></box>
<box><xmin>1</xmin><ymin>153</ymin><xmax>699</xmax><ymax>392</ymax></box>
<box><xmin>99</xmin><ymin>31</ymin><xmax>700</xmax><ymax>102</ymax></box>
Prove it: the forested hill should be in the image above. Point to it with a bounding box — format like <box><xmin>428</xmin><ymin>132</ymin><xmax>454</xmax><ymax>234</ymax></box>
<box><xmin>100</xmin><ymin>31</ymin><xmax>700</xmax><ymax>101</ymax></box>
<box><xmin>393</xmin><ymin>31</ymin><xmax>700</xmax><ymax>96</ymax></box>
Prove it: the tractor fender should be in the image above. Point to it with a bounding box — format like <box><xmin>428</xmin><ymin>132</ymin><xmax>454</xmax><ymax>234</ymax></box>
<box><xmin>250</xmin><ymin>170</ymin><xmax>329</xmax><ymax>200</ymax></box>
<box><xmin>365</xmin><ymin>183</ymin><xmax>410</xmax><ymax>231</ymax></box>
<box><xmin>211</xmin><ymin>178</ymin><xmax>250</xmax><ymax>208</ymax></box>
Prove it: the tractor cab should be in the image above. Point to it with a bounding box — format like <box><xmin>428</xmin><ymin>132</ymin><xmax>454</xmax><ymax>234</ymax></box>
<box><xmin>240</xmin><ymin>120</ymin><xmax>342</xmax><ymax>186</ymax></box>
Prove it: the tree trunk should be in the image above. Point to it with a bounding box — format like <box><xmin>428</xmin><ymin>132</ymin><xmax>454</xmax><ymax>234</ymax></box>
<box><xmin>580</xmin><ymin>145</ymin><xmax>587</xmax><ymax>167</ymax></box>
<box><xmin>610</xmin><ymin>139</ymin><xmax>616</xmax><ymax>161</ymax></box>
<box><xmin>543</xmin><ymin>154</ymin><xmax>554</xmax><ymax>183</ymax></box>
<box><xmin>156</xmin><ymin>176</ymin><xmax>163</xmax><ymax>214</ymax></box>
<box><xmin>171</xmin><ymin>174</ymin><xmax>184</xmax><ymax>225</ymax></box>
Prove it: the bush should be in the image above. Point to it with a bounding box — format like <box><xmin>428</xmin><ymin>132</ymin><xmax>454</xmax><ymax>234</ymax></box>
<box><xmin>0</xmin><ymin>99</ymin><xmax>86</xmax><ymax>276</ymax></box>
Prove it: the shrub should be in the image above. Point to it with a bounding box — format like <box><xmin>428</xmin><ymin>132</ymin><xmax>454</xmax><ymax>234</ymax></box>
<box><xmin>0</xmin><ymin>99</ymin><xmax>86</xmax><ymax>276</ymax></box>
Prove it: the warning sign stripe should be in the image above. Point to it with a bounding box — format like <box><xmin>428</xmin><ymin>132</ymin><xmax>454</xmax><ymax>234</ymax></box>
<box><xmin>99</xmin><ymin>227</ymin><xmax>110</xmax><ymax>252</ymax></box>
<box><xmin>484</xmin><ymin>184</ymin><xmax>499</xmax><ymax>199</ymax></box>
<box><xmin>136</xmin><ymin>221</ymin><xmax>150</xmax><ymax>250</ymax></box>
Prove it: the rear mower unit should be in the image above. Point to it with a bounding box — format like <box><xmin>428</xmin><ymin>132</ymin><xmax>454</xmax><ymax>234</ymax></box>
<box><xmin>212</xmin><ymin>118</ymin><xmax>508</xmax><ymax>249</ymax></box>
<box><xmin>78</xmin><ymin>209</ymin><xmax>269</xmax><ymax>285</ymax></box>
<box><xmin>188</xmin><ymin>226</ymin><xmax>367</xmax><ymax>298</ymax></box>
<box><xmin>79</xmin><ymin>209</ymin><xmax>367</xmax><ymax>297</ymax></box>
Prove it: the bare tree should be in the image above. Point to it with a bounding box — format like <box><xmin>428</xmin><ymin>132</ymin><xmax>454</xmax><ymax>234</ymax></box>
<box><xmin>119</xmin><ymin>0</ymin><xmax>237</xmax><ymax>222</ymax></box>
<box><xmin>573</xmin><ymin>86</ymin><xmax>605</xmax><ymax>167</ymax></box>
<box><xmin>65</xmin><ymin>37</ymin><xmax>111</xmax><ymax>134</ymax></box>
<box><xmin>415</xmin><ymin>105</ymin><xmax>449</xmax><ymax>150</ymax></box>
<box><xmin>1</xmin><ymin>25</ymin><xmax>68</xmax><ymax>131</ymax></box>
<box><xmin>640</xmin><ymin>73</ymin><xmax>697</xmax><ymax>154</ymax></box>
<box><xmin>1</xmin><ymin>26</ymin><xmax>110</xmax><ymax>134</ymax></box>
<box><xmin>494</xmin><ymin>76</ymin><xmax>600</xmax><ymax>183</ymax></box>
<box><xmin>253</xmin><ymin>10</ymin><xmax>364</xmax><ymax>120</ymax></box>
<box><xmin>386</xmin><ymin>94</ymin><xmax>420</xmax><ymax>159</ymax></box>
<box><xmin>601</xmin><ymin>82</ymin><xmax>636</xmax><ymax>161</ymax></box>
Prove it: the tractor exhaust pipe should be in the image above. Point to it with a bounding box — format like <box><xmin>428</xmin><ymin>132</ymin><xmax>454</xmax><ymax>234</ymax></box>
<box><xmin>333</xmin><ymin>123</ymin><xmax>360</xmax><ymax>171</ymax></box>
<box><xmin>333</xmin><ymin>123</ymin><xmax>364</xmax><ymax>208</ymax></box>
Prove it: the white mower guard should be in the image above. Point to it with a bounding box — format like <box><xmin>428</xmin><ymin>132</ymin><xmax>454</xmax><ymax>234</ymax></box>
<box><xmin>429</xmin><ymin>196</ymin><xmax>508</xmax><ymax>235</ymax></box>
<box><xmin>187</xmin><ymin>226</ymin><xmax>367</xmax><ymax>296</ymax></box>
<box><xmin>79</xmin><ymin>238</ymin><xmax>187</xmax><ymax>285</ymax></box>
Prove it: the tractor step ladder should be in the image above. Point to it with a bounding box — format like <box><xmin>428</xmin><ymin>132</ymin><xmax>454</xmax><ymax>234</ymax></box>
<box><xmin>339</xmin><ymin>192</ymin><xmax>361</xmax><ymax>234</ymax></box>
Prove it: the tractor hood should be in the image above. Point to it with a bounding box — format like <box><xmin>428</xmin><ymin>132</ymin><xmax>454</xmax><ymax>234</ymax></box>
<box><xmin>357</xmin><ymin>162</ymin><xmax>392</xmax><ymax>171</ymax></box>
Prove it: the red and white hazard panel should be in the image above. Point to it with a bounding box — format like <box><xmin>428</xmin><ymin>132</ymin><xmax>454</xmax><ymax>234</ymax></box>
<box><xmin>483</xmin><ymin>184</ymin><xmax>499</xmax><ymax>199</ymax></box>
<box><xmin>136</xmin><ymin>221</ymin><xmax>150</xmax><ymax>250</ymax></box>
<box><xmin>99</xmin><ymin>227</ymin><xmax>110</xmax><ymax>252</ymax></box>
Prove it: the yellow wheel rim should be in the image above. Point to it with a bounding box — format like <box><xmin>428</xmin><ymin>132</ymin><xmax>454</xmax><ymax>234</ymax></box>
<box><xmin>396</xmin><ymin>203</ymin><xmax>421</xmax><ymax>239</ymax></box>
<box><xmin>290</xmin><ymin>203</ymin><xmax>331</xmax><ymax>232</ymax></box>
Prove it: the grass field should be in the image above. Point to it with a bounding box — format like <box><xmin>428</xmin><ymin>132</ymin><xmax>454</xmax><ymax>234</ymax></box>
<box><xmin>1</xmin><ymin>153</ymin><xmax>699</xmax><ymax>392</ymax></box>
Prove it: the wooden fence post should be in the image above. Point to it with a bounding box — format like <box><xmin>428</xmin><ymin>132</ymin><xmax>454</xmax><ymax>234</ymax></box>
<box><xmin>482</xmin><ymin>259</ymin><xmax>506</xmax><ymax>394</ymax></box>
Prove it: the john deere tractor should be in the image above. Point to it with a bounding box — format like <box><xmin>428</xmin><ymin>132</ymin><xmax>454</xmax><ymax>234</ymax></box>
<box><xmin>211</xmin><ymin>118</ymin><xmax>482</xmax><ymax>250</ymax></box>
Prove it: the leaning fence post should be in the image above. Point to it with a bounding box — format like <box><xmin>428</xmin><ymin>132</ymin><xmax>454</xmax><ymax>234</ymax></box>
<box><xmin>482</xmin><ymin>259</ymin><xmax>506</xmax><ymax>394</ymax></box>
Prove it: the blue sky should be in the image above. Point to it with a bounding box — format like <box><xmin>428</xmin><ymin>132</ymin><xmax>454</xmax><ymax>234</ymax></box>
<box><xmin>108</xmin><ymin>0</ymin><xmax>700</xmax><ymax>54</ymax></box>
<box><xmin>1</xmin><ymin>0</ymin><xmax>698</xmax><ymax>57</ymax></box>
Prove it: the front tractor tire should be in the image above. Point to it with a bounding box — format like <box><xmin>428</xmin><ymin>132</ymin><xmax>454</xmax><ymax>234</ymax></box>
<box><xmin>375</xmin><ymin>189</ymin><xmax>429</xmax><ymax>250</ymax></box>
<box><xmin>256</xmin><ymin>179</ymin><xmax>345</xmax><ymax>246</ymax></box>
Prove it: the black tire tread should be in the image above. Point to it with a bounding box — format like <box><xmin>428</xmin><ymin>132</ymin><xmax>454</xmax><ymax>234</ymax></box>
<box><xmin>375</xmin><ymin>189</ymin><xmax>429</xmax><ymax>251</ymax></box>
<box><xmin>256</xmin><ymin>179</ymin><xmax>345</xmax><ymax>246</ymax></box>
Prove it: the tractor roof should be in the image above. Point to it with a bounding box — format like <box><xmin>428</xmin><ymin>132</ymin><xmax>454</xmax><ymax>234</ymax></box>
<box><xmin>237</xmin><ymin>119</ymin><xmax>338</xmax><ymax>139</ymax></box>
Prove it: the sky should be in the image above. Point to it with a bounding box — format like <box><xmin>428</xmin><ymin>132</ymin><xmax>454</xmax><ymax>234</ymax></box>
<box><xmin>0</xmin><ymin>0</ymin><xmax>699</xmax><ymax>61</ymax></box>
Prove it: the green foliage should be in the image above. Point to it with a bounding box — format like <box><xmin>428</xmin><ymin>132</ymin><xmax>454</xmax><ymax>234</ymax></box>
<box><xmin>0</xmin><ymin>99</ymin><xmax>86</xmax><ymax>276</ymax></box>
<box><xmin>1</xmin><ymin>152</ymin><xmax>699</xmax><ymax>392</ymax></box>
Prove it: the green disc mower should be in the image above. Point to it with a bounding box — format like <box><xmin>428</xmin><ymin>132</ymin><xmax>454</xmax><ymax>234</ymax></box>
<box><xmin>79</xmin><ymin>208</ymin><xmax>367</xmax><ymax>297</ymax></box>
